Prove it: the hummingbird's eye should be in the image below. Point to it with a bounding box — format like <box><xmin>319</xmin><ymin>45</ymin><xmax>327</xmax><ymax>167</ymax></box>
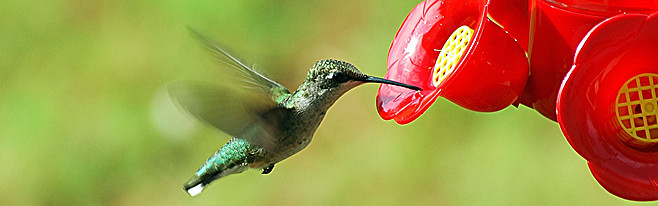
<box><xmin>329</xmin><ymin>72</ymin><xmax>350</xmax><ymax>83</ymax></box>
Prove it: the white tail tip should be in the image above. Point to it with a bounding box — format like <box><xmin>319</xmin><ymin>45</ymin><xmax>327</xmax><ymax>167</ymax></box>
<box><xmin>187</xmin><ymin>184</ymin><xmax>204</xmax><ymax>197</ymax></box>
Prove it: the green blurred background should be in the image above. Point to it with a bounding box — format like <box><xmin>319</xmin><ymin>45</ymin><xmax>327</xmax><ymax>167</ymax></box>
<box><xmin>0</xmin><ymin>0</ymin><xmax>645</xmax><ymax>205</ymax></box>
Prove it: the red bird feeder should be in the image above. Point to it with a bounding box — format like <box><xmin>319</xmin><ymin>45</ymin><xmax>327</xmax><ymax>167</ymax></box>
<box><xmin>523</xmin><ymin>0</ymin><xmax>658</xmax><ymax>121</ymax></box>
<box><xmin>376</xmin><ymin>0</ymin><xmax>528</xmax><ymax>124</ymax></box>
<box><xmin>378</xmin><ymin>0</ymin><xmax>658</xmax><ymax>201</ymax></box>
<box><xmin>558</xmin><ymin>13</ymin><xmax>658</xmax><ymax>201</ymax></box>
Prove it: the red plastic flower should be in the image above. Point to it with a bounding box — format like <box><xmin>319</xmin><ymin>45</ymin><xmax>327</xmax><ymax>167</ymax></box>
<box><xmin>376</xmin><ymin>0</ymin><xmax>527</xmax><ymax>124</ymax></box>
<box><xmin>557</xmin><ymin>12</ymin><xmax>658</xmax><ymax>201</ymax></box>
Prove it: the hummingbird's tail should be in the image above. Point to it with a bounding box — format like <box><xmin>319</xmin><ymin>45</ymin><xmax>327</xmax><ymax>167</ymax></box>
<box><xmin>183</xmin><ymin>163</ymin><xmax>248</xmax><ymax>196</ymax></box>
<box><xmin>183</xmin><ymin>138</ymin><xmax>256</xmax><ymax>197</ymax></box>
<box><xmin>183</xmin><ymin>180</ymin><xmax>205</xmax><ymax>197</ymax></box>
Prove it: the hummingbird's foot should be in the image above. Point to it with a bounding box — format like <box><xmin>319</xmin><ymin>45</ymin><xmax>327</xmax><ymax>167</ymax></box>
<box><xmin>262</xmin><ymin>163</ymin><xmax>275</xmax><ymax>174</ymax></box>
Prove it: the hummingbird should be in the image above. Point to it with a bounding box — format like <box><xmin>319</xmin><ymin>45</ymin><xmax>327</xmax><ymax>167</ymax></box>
<box><xmin>168</xmin><ymin>30</ymin><xmax>421</xmax><ymax>197</ymax></box>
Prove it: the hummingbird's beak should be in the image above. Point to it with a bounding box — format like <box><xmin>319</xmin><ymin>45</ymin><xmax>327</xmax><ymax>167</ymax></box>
<box><xmin>362</xmin><ymin>76</ymin><xmax>421</xmax><ymax>91</ymax></box>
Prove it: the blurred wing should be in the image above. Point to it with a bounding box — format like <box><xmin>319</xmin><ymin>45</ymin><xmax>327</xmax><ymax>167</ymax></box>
<box><xmin>188</xmin><ymin>29</ymin><xmax>291</xmax><ymax>101</ymax></box>
<box><xmin>167</xmin><ymin>81</ymin><xmax>288</xmax><ymax>151</ymax></box>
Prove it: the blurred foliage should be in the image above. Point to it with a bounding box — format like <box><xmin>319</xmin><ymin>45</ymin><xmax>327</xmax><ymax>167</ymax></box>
<box><xmin>0</xmin><ymin>0</ymin><xmax>642</xmax><ymax>205</ymax></box>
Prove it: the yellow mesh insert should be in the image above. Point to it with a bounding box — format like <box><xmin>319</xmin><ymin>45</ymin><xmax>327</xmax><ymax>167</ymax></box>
<box><xmin>432</xmin><ymin>26</ymin><xmax>474</xmax><ymax>87</ymax></box>
<box><xmin>616</xmin><ymin>73</ymin><xmax>658</xmax><ymax>148</ymax></box>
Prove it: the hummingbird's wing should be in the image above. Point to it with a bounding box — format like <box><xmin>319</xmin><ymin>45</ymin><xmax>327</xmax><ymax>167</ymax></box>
<box><xmin>168</xmin><ymin>81</ymin><xmax>288</xmax><ymax>151</ymax></box>
<box><xmin>168</xmin><ymin>30</ymin><xmax>293</xmax><ymax>151</ymax></box>
<box><xmin>188</xmin><ymin>29</ymin><xmax>291</xmax><ymax>101</ymax></box>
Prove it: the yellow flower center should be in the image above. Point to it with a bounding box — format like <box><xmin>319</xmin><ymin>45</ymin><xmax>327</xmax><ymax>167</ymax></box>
<box><xmin>432</xmin><ymin>26</ymin><xmax>474</xmax><ymax>87</ymax></box>
<box><xmin>616</xmin><ymin>73</ymin><xmax>658</xmax><ymax>148</ymax></box>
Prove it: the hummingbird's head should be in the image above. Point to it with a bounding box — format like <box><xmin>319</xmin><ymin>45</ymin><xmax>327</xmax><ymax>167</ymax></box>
<box><xmin>293</xmin><ymin>59</ymin><xmax>419</xmax><ymax>111</ymax></box>
<box><xmin>307</xmin><ymin>59</ymin><xmax>420</xmax><ymax>91</ymax></box>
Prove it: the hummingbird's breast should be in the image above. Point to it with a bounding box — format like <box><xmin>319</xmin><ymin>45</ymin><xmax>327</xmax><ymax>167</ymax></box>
<box><xmin>264</xmin><ymin>80</ymin><xmax>345</xmax><ymax>164</ymax></box>
<box><xmin>267</xmin><ymin>108</ymin><xmax>325</xmax><ymax>162</ymax></box>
